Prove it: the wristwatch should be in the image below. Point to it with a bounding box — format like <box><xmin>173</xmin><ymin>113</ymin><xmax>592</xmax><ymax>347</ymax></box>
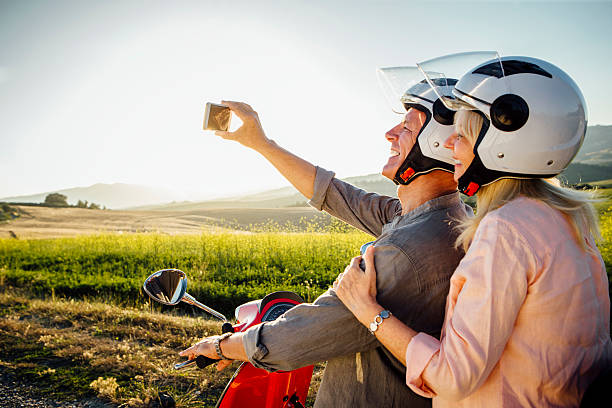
<box><xmin>369</xmin><ymin>310</ymin><xmax>391</xmax><ymax>334</ymax></box>
<box><xmin>214</xmin><ymin>332</ymin><xmax>233</xmax><ymax>360</ymax></box>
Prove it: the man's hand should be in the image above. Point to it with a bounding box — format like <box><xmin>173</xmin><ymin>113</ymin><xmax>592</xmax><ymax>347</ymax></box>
<box><xmin>179</xmin><ymin>336</ymin><xmax>233</xmax><ymax>371</ymax></box>
<box><xmin>334</xmin><ymin>245</ymin><xmax>381</xmax><ymax>327</ymax></box>
<box><xmin>214</xmin><ymin>101</ymin><xmax>271</xmax><ymax>151</ymax></box>
<box><xmin>212</xmin><ymin>100</ymin><xmax>317</xmax><ymax>200</ymax></box>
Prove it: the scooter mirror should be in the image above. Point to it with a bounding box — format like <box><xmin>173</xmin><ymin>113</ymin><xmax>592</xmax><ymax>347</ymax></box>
<box><xmin>142</xmin><ymin>268</ymin><xmax>228</xmax><ymax>322</ymax></box>
<box><xmin>143</xmin><ymin>269</ymin><xmax>187</xmax><ymax>306</ymax></box>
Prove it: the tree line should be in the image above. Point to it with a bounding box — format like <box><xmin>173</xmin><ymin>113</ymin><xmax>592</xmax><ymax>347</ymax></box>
<box><xmin>44</xmin><ymin>193</ymin><xmax>105</xmax><ymax>210</ymax></box>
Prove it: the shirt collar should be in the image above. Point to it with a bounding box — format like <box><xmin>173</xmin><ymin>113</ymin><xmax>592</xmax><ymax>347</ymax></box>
<box><xmin>385</xmin><ymin>191</ymin><xmax>464</xmax><ymax>229</ymax></box>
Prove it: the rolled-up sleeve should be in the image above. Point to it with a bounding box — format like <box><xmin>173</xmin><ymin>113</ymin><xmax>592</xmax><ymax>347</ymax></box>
<box><xmin>307</xmin><ymin>166</ymin><xmax>336</xmax><ymax>211</ymax></box>
<box><xmin>405</xmin><ymin>333</ymin><xmax>440</xmax><ymax>397</ymax></box>
<box><xmin>405</xmin><ymin>215</ymin><xmax>536</xmax><ymax>401</ymax></box>
<box><xmin>308</xmin><ymin>166</ymin><xmax>401</xmax><ymax>236</ymax></box>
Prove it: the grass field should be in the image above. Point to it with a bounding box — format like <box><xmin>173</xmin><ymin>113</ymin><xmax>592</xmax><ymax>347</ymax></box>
<box><xmin>0</xmin><ymin>292</ymin><xmax>326</xmax><ymax>407</ymax></box>
<box><xmin>0</xmin><ymin>194</ymin><xmax>610</xmax><ymax>407</ymax></box>
<box><xmin>0</xmin><ymin>231</ymin><xmax>371</xmax><ymax>316</ymax></box>
<box><xmin>0</xmin><ymin>231</ymin><xmax>370</xmax><ymax>407</ymax></box>
<box><xmin>0</xmin><ymin>205</ymin><xmax>335</xmax><ymax>239</ymax></box>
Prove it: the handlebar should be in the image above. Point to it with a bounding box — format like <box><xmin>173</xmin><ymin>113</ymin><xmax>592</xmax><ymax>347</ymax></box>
<box><xmin>196</xmin><ymin>355</ymin><xmax>217</xmax><ymax>369</ymax></box>
<box><xmin>174</xmin><ymin>324</ymin><xmax>234</xmax><ymax>370</ymax></box>
<box><xmin>174</xmin><ymin>355</ymin><xmax>217</xmax><ymax>370</ymax></box>
<box><xmin>175</xmin><ymin>323</ymin><xmax>234</xmax><ymax>370</ymax></box>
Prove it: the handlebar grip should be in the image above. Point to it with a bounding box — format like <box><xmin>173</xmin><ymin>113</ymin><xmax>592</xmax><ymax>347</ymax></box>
<box><xmin>196</xmin><ymin>355</ymin><xmax>217</xmax><ymax>369</ymax></box>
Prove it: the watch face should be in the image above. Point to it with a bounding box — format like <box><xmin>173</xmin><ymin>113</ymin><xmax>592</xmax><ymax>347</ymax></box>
<box><xmin>370</xmin><ymin>322</ymin><xmax>378</xmax><ymax>332</ymax></box>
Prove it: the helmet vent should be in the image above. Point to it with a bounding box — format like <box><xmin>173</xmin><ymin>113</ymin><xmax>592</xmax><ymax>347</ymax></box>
<box><xmin>497</xmin><ymin>153</ymin><xmax>504</xmax><ymax>158</ymax></box>
<box><xmin>433</xmin><ymin>99</ymin><xmax>455</xmax><ymax>126</ymax></box>
<box><xmin>473</xmin><ymin>60</ymin><xmax>553</xmax><ymax>79</ymax></box>
<box><xmin>490</xmin><ymin>94</ymin><xmax>529</xmax><ymax>132</ymax></box>
<box><xmin>433</xmin><ymin>142</ymin><xmax>440</xmax><ymax>148</ymax></box>
<box><xmin>547</xmin><ymin>160</ymin><xmax>554</xmax><ymax>166</ymax></box>
<box><xmin>419</xmin><ymin>78</ymin><xmax>458</xmax><ymax>86</ymax></box>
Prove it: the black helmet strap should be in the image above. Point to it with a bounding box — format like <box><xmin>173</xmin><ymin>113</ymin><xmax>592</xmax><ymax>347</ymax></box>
<box><xmin>393</xmin><ymin>103</ymin><xmax>454</xmax><ymax>186</ymax></box>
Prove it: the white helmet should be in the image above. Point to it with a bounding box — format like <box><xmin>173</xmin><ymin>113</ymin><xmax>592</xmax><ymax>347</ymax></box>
<box><xmin>377</xmin><ymin>67</ymin><xmax>457</xmax><ymax>185</ymax></box>
<box><xmin>417</xmin><ymin>52</ymin><xmax>587</xmax><ymax>195</ymax></box>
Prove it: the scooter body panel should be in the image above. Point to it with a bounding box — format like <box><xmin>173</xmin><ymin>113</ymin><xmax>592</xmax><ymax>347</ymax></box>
<box><xmin>215</xmin><ymin>291</ymin><xmax>313</xmax><ymax>407</ymax></box>
<box><xmin>216</xmin><ymin>362</ymin><xmax>313</xmax><ymax>408</ymax></box>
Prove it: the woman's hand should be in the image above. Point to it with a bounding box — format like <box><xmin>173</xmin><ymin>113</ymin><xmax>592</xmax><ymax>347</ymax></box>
<box><xmin>214</xmin><ymin>101</ymin><xmax>271</xmax><ymax>151</ymax></box>
<box><xmin>334</xmin><ymin>245</ymin><xmax>381</xmax><ymax>327</ymax></box>
<box><xmin>179</xmin><ymin>336</ymin><xmax>233</xmax><ymax>371</ymax></box>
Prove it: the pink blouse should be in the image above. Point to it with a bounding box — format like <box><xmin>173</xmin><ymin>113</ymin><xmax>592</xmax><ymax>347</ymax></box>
<box><xmin>405</xmin><ymin>197</ymin><xmax>612</xmax><ymax>407</ymax></box>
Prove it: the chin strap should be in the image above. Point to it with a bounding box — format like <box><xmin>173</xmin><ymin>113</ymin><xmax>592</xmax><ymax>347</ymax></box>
<box><xmin>457</xmin><ymin>154</ymin><xmax>494</xmax><ymax>196</ymax></box>
<box><xmin>393</xmin><ymin>141</ymin><xmax>454</xmax><ymax>185</ymax></box>
<box><xmin>457</xmin><ymin>116</ymin><xmax>503</xmax><ymax>196</ymax></box>
<box><xmin>393</xmin><ymin>104</ymin><xmax>454</xmax><ymax>186</ymax></box>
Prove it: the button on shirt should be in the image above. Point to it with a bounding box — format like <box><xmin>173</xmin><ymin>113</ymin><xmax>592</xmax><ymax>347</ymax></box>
<box><xmin>405</xmin><ymin>197</ymin><xmax>612</xmax><ymax>407</ymax></box>
<box><xmin>242</xmin><ymin>166</ymin><xmax>471</xmax><ymax>408</ymax></box>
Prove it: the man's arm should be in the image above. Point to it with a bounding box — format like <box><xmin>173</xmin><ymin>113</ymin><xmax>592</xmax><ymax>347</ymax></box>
<box><xmin>216</xmin><ymin>101</ymin><xmax>401</xmax><ymax>234</ymax></box>
<box><xmin>309</xmin><ymin>170</ymin><xmax>401</xmax><ymax>237</ymax></box>
<box><xmin>215</xmin><ymin>101</ymin><xmax>316</xmax><ymax>200</ymax></box>
<box><xmin>179</xmin><ymin>289</ymin><xmax>376</xmax><ymax>370</ymax></box>
<box><xmin>239</xmin><ymin>245</ymin><xmax>417</xmax><ymax>372</ymax></box>
<box><xmin>180</xmin><ymin>245</ymin><xmax>421</xmax><ymax>371</ymax></box>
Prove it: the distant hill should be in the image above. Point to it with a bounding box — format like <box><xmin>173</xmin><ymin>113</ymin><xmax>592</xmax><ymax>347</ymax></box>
<box><xmin>575</xmin><ymin>125</ymin><xmax>612</xmax><ymax>166</ymax></box>
<box><xmin>2</xmin><ymin>126</ymin><xmax>610</xmax><ymax>211</ymax></box>
<box><xmin>0</xmin><ymin>183</ymin><xmax>185</xmax><ymax>210</ymax></box>
<box><xmin>133</xmin><ymin>174</ymin><xmax>399</xmax><ymax>210</ymax></box>
<box><xmin>561</xmin><ymin>163</ymin><xmax>612</xmax><ymax>185</ymax></box>
<box><xmin>140</xmin><ymin>161</ymin><xmax>612</xmax><ymax>211</ymax></box>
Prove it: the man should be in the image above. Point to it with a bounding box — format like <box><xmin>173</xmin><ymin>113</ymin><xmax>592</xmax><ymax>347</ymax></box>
<box><xmin>181</xmin><ymin>77</ymin><xmax>471</xmax><ymax>407</ymax></box>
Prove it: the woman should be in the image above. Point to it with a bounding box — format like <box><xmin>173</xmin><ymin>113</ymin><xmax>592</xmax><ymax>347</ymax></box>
<box><xmin>334</xmin><ymin>55</ymin><xmax>612</xmax><ymax>407</ymax></box>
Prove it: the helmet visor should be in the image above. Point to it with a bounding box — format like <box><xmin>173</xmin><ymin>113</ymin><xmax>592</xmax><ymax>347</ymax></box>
<box><xmin>376</xmin><ymin>66</ymin><xmax>432</xmax><ymax>114</ymax></box>
<box><xmin>417</xmin><ymin>51</ymin><xmax>503</xmax><ymax>110</ymax></box>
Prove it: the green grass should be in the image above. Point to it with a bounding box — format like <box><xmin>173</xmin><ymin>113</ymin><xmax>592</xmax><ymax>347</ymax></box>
<box><xmin>0</xmin><ymin>206</ymin><xmax>610</xmax><ymax>407</ymax></box>
<box><xmin>598</xmin><ymin>206</ymin><xmax>612</xmax><ymax>279</ymax></box>
<box><xmin>0</xmin><ymin>231</ymin><xmax>371</xmax><ymax>317</ymax></box>
<box><xmin>0</xmin><ymin>293</ymin><xmax>260</xmax><ymax>407</ymax></box>
<box><xmin>0</xmin><ymin>203</ymin><xmax>611</xmax><ymax>315</ymax></box>
<box><xmin>594</xmin><ymin>187</ymin><xmax>612</xmax><ymax>212</ymax></box>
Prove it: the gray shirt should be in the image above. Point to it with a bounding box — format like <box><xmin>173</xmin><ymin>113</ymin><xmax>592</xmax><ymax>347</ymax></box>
<box><xmin>243</xmin><ymin>167</ymin><xmax>471</xmax><ymax>407</ymax></box>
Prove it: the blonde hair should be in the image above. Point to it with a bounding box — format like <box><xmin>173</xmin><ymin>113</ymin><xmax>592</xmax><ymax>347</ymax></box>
<box><xmin>454</xmin><ymin>110</ymin><xmax>601</xmax><ymax>252</ymax></box>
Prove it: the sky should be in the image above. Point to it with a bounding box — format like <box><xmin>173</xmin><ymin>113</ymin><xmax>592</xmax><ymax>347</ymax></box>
<box><xmin>1</xmin><ymin>0</ymin><xmax>611</xmax><ymax>200</ymax></box>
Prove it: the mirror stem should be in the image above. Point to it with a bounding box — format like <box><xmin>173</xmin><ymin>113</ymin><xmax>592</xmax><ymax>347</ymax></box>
<box><xmin>182</xmin><ymin>293</ymin><xmax>227</xmax><ymax>321</ymax></box>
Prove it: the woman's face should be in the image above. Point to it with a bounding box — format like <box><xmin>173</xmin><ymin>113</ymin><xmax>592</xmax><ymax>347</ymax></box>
<box><xmin>444</xmin><ymin>131</ymin><xmax>475</xmax><ymax>182</ymax></box>
<box><xmin>381</xmin><ymin>108</ymin><xmax>425</xmax><ymax>181</ymax></box>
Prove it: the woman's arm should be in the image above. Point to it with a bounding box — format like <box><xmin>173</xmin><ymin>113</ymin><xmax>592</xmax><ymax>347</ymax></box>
<box><xmin>336</xmin><ymin>217</ymin><xmax>534</xmax><ymax>400</ymax></box>
<box><xmin>334</xmin><ymin>246</ymin><xmax>418</xmax><ymax>364</ymax></box>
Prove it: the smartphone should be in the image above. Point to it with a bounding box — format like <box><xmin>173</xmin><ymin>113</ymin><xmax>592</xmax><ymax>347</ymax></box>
<box><xmin>203</xmin><ymin>102</ymin><xmax>231</xmax><ymax>131</ymax></box>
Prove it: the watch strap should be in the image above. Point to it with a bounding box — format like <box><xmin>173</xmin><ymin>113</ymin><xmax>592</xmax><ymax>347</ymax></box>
<box><xmin>214</xmin><ymin>332</ymin><xmax>233</xmax><ymax>360</ymax></box>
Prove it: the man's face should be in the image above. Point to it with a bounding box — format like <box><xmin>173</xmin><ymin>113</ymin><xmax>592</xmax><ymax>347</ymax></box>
<box><xmin>381</xmin><ymin>108</ymin><xmax>426</xmax><ymax>181</ymax></box>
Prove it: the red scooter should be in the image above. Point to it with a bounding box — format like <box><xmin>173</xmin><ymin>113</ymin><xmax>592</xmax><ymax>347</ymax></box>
<box><xmin>143</xmin><ymin>269</ymin><xmax>314</xmax><ymax>408</ymax></box>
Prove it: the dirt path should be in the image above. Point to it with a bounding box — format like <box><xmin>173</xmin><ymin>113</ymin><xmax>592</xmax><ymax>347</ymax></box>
<box><xmin>0</xmin><ymin>206</ymin><xmax>225</xmax><ymax>239</ymax></box>
<box><xmin>0</xmin><ymin>205</ymin><xmax>322</xmax><ymax>239</ymax></box>
<box><xmin>0</xmin><ymin>370</ymin><xmax>115</xmax><ymax>408</ymax></box>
